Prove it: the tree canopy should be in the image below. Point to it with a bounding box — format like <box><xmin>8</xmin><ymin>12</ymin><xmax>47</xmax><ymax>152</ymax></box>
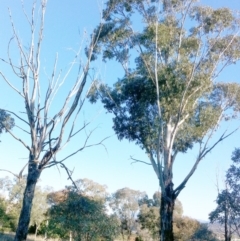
<box><xmin>48</xmin><ymin>188</ymin><xmax>119</xmax><ymax>241</ymax></box>
<box><xmin>89</xmin><ymin>0</ymin><xmax>240</xmax><ymax>239</ymax></box>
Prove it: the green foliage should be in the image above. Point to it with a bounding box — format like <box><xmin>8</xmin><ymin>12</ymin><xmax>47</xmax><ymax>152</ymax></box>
<box><xmin>0</xmin><ymin>177</ymin><xmax>49</xmax><ymax>234</ymax></box>
<box><xmin>191</xmin><ymin>223</ymin><xmax>219</xmax><ymax>241</ymax></box>
<box><xmin>137</xmin><ymin>192</ymin><xmax>183</xmax><ymax>240</ymax></box>
<box><xmin>209</xmin><ymin>148</ymin><xmax>240</xmax><ymax>238</ymax></box>
<box><xmin>173</xmin><ymin>216</ymin><xmax>200</xmax><ymax>241</ymax></box>
<box><xmin>110</xmin><ymin>188</ymin><xmax>146</xmax><ymax>239</ymax></box>
<box><xmin>0</xmin><ymin>198</ymin><xmax>13</xmax><ymax>232</ymax></box>
<box><xmin>137</xmin><ymin>191</ymin><xmax>217</xmax><ymax>240</ymax></box>
<box><xmin>91</xmin><ymin>1</ymin><xmax>240</xmax><ymax>240</ymax></box>
<box><xmin>138</xmin><ymin>204</ymin><xmax>160</xmax><ymax>240</ymax></box>
<box><xmin>89</xmin><ymin>0</ymin><xmax>240</xmax><ymax>159</ymax></box>
<box><xmin>74</xmin><ymin>178</ymin><xmax>109</xmax><ymax>203</ymax></box>
<box><xmin>48</xmin><ymin>190</ymin><xmax>119</xmax><ymax>241</ymax></box>
<box><xmin>0</xmin><ymin>110</ymin><xmax>14</xmax><ymax>135</ymax></box>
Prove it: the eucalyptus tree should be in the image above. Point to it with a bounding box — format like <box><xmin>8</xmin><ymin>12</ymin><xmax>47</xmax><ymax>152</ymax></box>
<box><xmin>110</xmin><ymin>187</ymin><xmax>146</xmax><ymax>240</ymax></box>
<box><xmin>74</xmin><ymin>178</ymin><xmax>109</xmax><ymax>202</ymax></box>
<box><xmin>89</xmin><ymin>0</ymin><xmax>240</xmax><ymax>240</ymax></box>
<box><xmin>48</xmin><ymin>188</ymin><xmax>119</xmax><ymax>241</ymax></box>
<box><xmin>210</xmin><ymin>148</ymin><xmax>240</xmax><ymax>240</ymax></box>
<box><xmin>0</xmin><ymin>1</ymin><xmax>108</xmax><ymax>240</ymax></box>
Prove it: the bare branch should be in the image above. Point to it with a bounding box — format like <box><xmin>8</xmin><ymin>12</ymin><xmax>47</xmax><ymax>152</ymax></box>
<box><xmin>0</xmin><ymin>109</ymin><xmax>29</xmax><ymax>126</ymax></box>
<box><xmin>174</xmin><ymin>128</ymin><xmax>239</xmax><ymax>197</ymax></box>
<box><xmin>0</xmin><ymin>72</ymin><xmax>24</xmax><ymax>97</ymax></box>
<box><xmin>130</xmin><ymin>156</ymin><xmax>152</xmax><ymax>166</ymax></box>
<box><xmin>0</xmin><ymin>162</ymin><xmax>28</xmax><ymax>181</ymax></box>
<box><xmin>5</xmin><ymin>129</ymin><xmax>31</xmax><ymax>151</ymax></box>
<box><xmin>44</xmin><ymin>135</ymin><xmax>111</xmax><ymax>169</ymax></box>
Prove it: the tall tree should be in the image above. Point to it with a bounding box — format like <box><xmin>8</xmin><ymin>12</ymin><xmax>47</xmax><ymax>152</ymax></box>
<box><xmin>0</xmin><ymin>1</ymin><xmax>108</xmax><ymax>240</ymax></box>
<box><xmin>210</xmin><ymin>148</ymin><xmax>240</xmax><ymax>241</ymax></box>
<box><xmin>89</xmin><ymin>0</ymin><xmax>240</xmax><ymax>240</ymax></box>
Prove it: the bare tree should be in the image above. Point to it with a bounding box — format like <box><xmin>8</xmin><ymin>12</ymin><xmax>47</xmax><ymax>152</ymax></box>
<box><xmin>0</xmin><ymin>1</ymin><xmax>107</xmax><ymax>240</ymax></box>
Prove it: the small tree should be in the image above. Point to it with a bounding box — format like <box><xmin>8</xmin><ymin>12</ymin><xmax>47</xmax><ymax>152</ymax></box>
<box><xmin>110</xmin><ymin>188</ymin><xmax>146</xmax><ymax>240</ymax></box>
<box><xmin>191</xmin><ymin>223</ymin><xmax>219</xmax><ymax>241</ymax></box>
<box><xmin>89</xmin><ymin>0</ymin><xmax>240</xmax><ymax>239</ymax></box>
<box><xmin>0</xmin><ymin>1</ymin><xmax>109</xmax><ymax>240</ymax></box>
<box><xmin>48</xmin><ymin>188</ymin><xmax>119</xmax><ymax>241</ymax></box>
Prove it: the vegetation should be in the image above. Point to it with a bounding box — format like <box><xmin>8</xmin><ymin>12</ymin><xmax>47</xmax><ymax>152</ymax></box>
<box><xmin>0</xmin><ymin>176</ymin><xmax>220</xmax><ymax>241</ymax></box>
<box><xmin>1</xmin><ymin>0</ymin><xmax>240</xmax><ymax>241</ymax></box>
<box><xmin>0</xmin><ymin>0</ymin><xmax>110</xmax><ymax>240</ymax></box>
<box><xmin>0</xmin><ymin>177</ymin><xmax>49</xmax><ymax>238</ymax></box>
<box><xmin>89</xmin><ymin>0</ymin><xmax>240</xmax><ymax>239</ymax></box>
<box><xmin>210</xmin><ymin>148</ymin><xmax>240</xmax><ymax>240</ymax></box>
<box><xmin>0</xmin><ymin>110</ymin><xmax>14</xmax><ymax>139</ymax></box>
<box><xmin>48</xmin><ymin>189</ymin><xmax>119</xmax><ymax>241</ymax></box>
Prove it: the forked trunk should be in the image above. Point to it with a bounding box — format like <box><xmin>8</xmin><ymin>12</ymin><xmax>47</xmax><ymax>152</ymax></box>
<box><xmin>14</xmin><ymin>161</ymin><xmax>41</xmax><ymax>241</ymax></box>
<box><xmin>160</xmin><ymin>182</ymin><xmax>175</xmax><ymax>241</ymax></box>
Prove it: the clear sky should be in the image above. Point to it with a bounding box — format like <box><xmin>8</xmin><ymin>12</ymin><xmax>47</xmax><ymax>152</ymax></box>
<box><xmin>0</xmin><ymin>0</ymin><xmax>240</xmax><ymax>222</ymax></box>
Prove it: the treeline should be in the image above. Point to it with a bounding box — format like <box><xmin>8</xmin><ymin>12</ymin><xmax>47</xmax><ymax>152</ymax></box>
<box><xmin>0</xmin><ymin>177</ymin><xmax>217</xmax><ymax>241</ymax></box>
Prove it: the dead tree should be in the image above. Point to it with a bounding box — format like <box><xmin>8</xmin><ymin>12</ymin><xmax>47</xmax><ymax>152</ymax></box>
<box><xmin>0</xmin><ymin>1</ymin><xmax>107</xmax><ymax>240</ymax></box>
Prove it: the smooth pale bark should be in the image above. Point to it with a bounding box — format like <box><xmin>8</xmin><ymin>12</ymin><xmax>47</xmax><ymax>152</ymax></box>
<box><xmin>34</xmin><ymin>225</ymin><xmax>39</xmax><ymax>241</ymax></box>
<box><xmin>14</xmin><ymin>161</ymin><xmax>41</xmax><ymax>241</ymax></box>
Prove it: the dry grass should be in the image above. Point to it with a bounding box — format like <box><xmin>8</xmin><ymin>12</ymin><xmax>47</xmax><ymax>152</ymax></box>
<box><xmin>0</xmin><ymin>233</ymin><xmax>59</xmax><ymax>241</ymax></box>
<box><xmin>0</xmin><ymin>233</ymin><xmax>128</xmax><ymax>241</ymax></box>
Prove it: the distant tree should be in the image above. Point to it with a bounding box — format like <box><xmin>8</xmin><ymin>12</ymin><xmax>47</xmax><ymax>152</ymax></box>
<box><xmin>89</xmin><ymin>0</ymin><xmax>240</xmax><ymax>239</ymax></box>
<box><xmin>191</xmin><ymin>223</ymin><xmax>219</xmax><ymax>241</ymax></box>
<box><xmin>0</xmin><ymin>177</ymin><xmax>16</xmax><ymax>230</ymax></box>
<box><xmin>0</xmin><ymin>110</ymin><xmax>14</xmax><ymax>139</ymax></box>
<box><xmin>173</xmin><ymin>216</ymin><xmax>201</xmax><ymax>241</ymax></box>
<box><xmin>0</xmin><ymin>0</ymin><xmax>109</xmax><ymax>240</ymax></box>
<box><xmin>110</xmin><ymin>188</ymin><xmax>146</xmax><ymax>240</ymax></box>
<box><xmin>210</xmin><ymin>148</ymin><xmax>240</xmax><ymax>241</ymax></box>
<box><xmin>0</xmin><ymin>177</ymin><xmax>49</xmax><ymax>238</ymax></box>
<box><xmin>6</xmin><ymin>178</ymin><xmax>26</xmax><ymax>230</ymax></box>
<box><xmin>74</xmin><ymin>178</ymin><xmax>109</xmax><ymax>202</ymax></box>
<box><xmin>28</xmin><ymin>187</ymin><xmax>49</xmax><ymax>241</ymax></box>
<box><xmin>48</xmin><ymin>189</ymin><xmax>119</xmax><ymax>241</ymax></box>
<box><xmin>138</xmin><ymin>203</ymin><xmax>160</xmax><ymax>240</ymax></box>
<box><xmin>137</xmin><ymin>192</ymin><xmax>183</xmax><ymax>240</ymax></box>
<box><xmin>0</xmin><ymin>197</ymin><xmax>13</xmax><ymax>232</ymax></box>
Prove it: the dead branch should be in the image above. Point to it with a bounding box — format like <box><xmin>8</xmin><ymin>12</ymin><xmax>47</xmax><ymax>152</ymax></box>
<box><xmin>130</xmin><ymin>156</ymin><xmax>152</xmax><ymax>166</ymax></box>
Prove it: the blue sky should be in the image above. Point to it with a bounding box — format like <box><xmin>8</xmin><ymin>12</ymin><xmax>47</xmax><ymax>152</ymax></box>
<box><xmin>0</xmin><ymin>0</ymin><xmax>240</xmax><ymax>221</ymax></box>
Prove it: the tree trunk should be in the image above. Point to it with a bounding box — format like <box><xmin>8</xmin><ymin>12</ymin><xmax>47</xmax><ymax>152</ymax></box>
<box><xmin>34</xmin><ymin>224</ymin><xmax>39</xmax><ymax>241</ymax></box>
<box><xmin>44</xmin><ymin>220</ymin><xmax>48</xmax><ymax>240</ymax></box>
<box><xmin>160</xmin><ymin>182</ymin><xmax>175</xmax><ymax>241</ymax></box>
<box><xmin>14</xmin><ymin>161</ymin><xmax>41</xmax><ymax>241</ymax></box>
